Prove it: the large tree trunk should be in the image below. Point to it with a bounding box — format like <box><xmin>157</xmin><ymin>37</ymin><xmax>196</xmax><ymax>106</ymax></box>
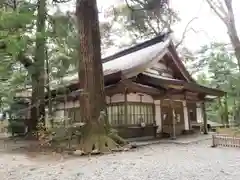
<box><xmin>28</xmin><ymin>0</ymin><xmax>46</xmax><ymax>134</ymax></box>
<box><xmin>76</xmin><ymin>0</ymin><xmax>123</xmax><ymax>153</ymax></box>
<box><xmin>224</xmin><ymin>0</ymin><xmax>240</xmax><ymax>70</ymax></box>
<box><xmin>46</xmin><ymin>49</ymin><xmax>53</xmax><ymax>127</ymax></box>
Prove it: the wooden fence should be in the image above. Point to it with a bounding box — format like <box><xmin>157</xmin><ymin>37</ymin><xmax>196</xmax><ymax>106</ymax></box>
<box><xmin>212</xmin><ymin>134</ymin><xmax>240</xmax><ymax>148</ymax></box>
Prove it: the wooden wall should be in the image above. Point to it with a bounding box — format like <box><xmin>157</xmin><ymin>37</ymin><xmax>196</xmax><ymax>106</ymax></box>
<box><xmin>187</xmin><ymin>102</ymin><xmax>197</xmax><ymax>122</ymax></box>
<box><xmin>161</xmin><ymin>100</ymin><xmax>185</xmax><ymax>136</ymax></box>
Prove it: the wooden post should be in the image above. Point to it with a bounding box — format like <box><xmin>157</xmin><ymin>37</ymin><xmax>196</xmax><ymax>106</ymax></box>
<box><xmin>183</xmin><ymin>101</ymin><xmax>189</xmax><ymax>131</ymax></box>
<box><xmin>64</xmin><ymin>89</ymin><xmax>67</xmax><ymax>127</ymax></box>
<box><xmin>224</xmin><ymin>93</ymin><xmax>229</xmax><ymax>127</ymax></box>
<box><xmin>170</xmin><ymin>99</ymin><xmax>176</xmax><ymax>140</ymax></box>
<box><xmin>202</xmin><ymin>102</ymin><xmax>208</xmax><ymax>134</ymax></box>
<box><xmin>109</xmin><ymin>96</ymin><xmax>112</xmax><ymax>125</ymax></box>
<box><xmin>124</xmin><ymin>88</ymin><xmax>128</xmax><ymax>125</ymax></box>
<box><xmin>211</xmin><ymin>134</ymin><xmax>216</xmax><ymax>147</ymax></box>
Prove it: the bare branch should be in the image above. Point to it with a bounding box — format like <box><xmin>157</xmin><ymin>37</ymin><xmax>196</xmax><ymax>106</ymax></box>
<box><xmin>145</xmin><ymin>17</ymin><xmax>159</xmax><ymax>36</ymax></box>
<box><xmin>224</xmin><ymin>0</ymin><xmax>233</xmax><ymax>19</ymax></box>
<box><xmin>206</xmin><ymin>0</ymin><xmax>227</xmax><ymax>25</ymax></box>
<box><xmin>124</xmin><ymin>0</ymin><xmax>169</xmax><ymax>11</ymax></box>
<box><xmin>217</xmin><ymin>0</ymin><xmax>228</xmax><ymax>16</ymax></box>
<box><xmin>175</xmin><ymin>17</ymin><xmax>198</xmax><ymax>48</ymax></box>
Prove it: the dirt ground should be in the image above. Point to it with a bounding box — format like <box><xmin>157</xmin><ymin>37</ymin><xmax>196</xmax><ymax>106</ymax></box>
<box><xmin>1</xmin><ymin>138</ymin><xmax>240</xmax><ymax>180</ymax></box>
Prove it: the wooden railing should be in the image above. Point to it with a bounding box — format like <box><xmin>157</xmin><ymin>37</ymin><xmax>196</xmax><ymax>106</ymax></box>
<box><xmin>212</xmin><ymin>134</ymin><xmax>240</xmax><ymax>148</ymax></box>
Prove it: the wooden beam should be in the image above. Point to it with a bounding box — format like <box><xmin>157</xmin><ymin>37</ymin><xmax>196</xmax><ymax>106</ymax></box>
<box><xmin>105</xmin><ymin>79</ymin><xmax>164</xmax><ymax>96</ymax></box>
<box><xmin>137</xmin><ymin>73</ymin><xmax>225</xmax><ymax>97</ymax></box>
<box><xmin>151</xmin><ymin>66</ymin><xmax>173</xmax><ymax>75</ymax></box>
<box><xmin>105</xmin><ymin>84</ymin><xmax>125</xmax><ymax>96</ymax></box>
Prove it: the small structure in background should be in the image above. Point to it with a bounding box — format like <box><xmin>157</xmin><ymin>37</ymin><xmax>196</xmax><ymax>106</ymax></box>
<box><xmin>2</xmin><ymin>94</ymin><xmax>30</xmax><ymax>136</ymax></box>
<box><xmin>207</xmin><ymin>120</ymin><xmax>224</xmax><ymax>131</ymax></box>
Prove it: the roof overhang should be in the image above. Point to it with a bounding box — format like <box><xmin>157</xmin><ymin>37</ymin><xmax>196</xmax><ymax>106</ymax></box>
<box><xmin>105</xmin><ymin>79</ymin><xmax>164</xmax><ymax>96</ymax></box>
<box><xmin>137</xmin><ymin>73</ymin><xmax>225</xmax><ymax>97</ymax></box>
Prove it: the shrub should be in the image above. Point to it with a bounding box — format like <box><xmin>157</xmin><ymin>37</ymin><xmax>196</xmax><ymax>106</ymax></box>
<box><xmin>8</xmin><ymin>120</ymin><xmax>26</xmax><ymax>136</ymax></box>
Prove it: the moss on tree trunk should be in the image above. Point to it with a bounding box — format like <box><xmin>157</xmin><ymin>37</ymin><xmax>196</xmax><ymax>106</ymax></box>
<box><xmin>76</xmin><ymin>0</ymin><xmax>125</xmax><ymax>154</ymax></box>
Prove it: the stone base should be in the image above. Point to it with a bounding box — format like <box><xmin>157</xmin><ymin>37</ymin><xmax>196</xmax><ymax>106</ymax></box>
<box><xmin>160</xmin><ymin>132</ymin><xmax>171</xmax><ymax>138</ymax></box>
<box><xmin>182</xmin><ymin>129</ymin><xmax>195</xmax><ymax>135</ymax></box>
<box><xmin>171</xmin><ymin>136</ymin><xmax>177</xmax><ymax>140</ymax></box>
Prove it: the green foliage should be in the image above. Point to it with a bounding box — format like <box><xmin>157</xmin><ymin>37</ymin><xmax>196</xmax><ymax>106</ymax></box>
<box><xmin>195</xmin><ymin>43</ymin><xmax>240</xmax><ymax>124</ymax></box>
<box><xmin>0</xmin><ymin>1</ymin><xmax>36</xmax><ymax>108</ymax></box>
<box><xmin>8</xmin><ymin>120</ymin><xmax>26</xmax><ymax>136</ymax></box>
<box><xmin>104</xmin><ymin>0</ymin><xmax>179</xmax><ymax>47</ymax></box>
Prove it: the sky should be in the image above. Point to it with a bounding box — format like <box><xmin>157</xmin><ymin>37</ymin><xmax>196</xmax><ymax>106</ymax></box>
<box><xmin>60</xmin><ymin>0</ymin><xmax>240</xmax><ymax>52</ymax></box>
<box><xmin>171</xmin><ymin>0</ymin><xmax>240</xmax><ymax>51</ymax></box>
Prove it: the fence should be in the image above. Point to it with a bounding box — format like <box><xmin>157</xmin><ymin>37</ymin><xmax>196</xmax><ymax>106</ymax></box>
<box><xmin>212</xmin><ymin>134</ymin><xmax>240</xmax><ymax>148</ymax></box>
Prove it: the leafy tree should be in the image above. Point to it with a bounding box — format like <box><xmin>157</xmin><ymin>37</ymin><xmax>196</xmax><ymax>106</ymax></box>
<box><xmin>0</xmin><ymin>1</ymin><xmax>36</xmax><ymax>109</ymax></box>
<box><xmin>0</xmin><ymin>0</ymin><xmax>78</xmax><ymax>132</ymax></box>
<box><xmin>195</xmin><ymin>43</ymin><xmax>240</xmax><ymax>125</ymax></box>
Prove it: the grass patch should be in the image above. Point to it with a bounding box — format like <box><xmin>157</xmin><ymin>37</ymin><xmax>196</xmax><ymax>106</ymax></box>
<box><xmin>217</xmin><ymin>127</ymin><xmax>240</xmax><ymax>137</ymax></box>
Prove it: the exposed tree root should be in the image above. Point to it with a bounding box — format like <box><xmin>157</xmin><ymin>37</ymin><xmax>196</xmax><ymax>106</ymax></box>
<box><xmin>78</xmin><ymin>133</ymin><xmax>119</xmax><ymax>154</ymax></box>
<box><xmin>108</xmin><ymin>132</ymin><xmax>127</xmax><ymax>146</ymax></box>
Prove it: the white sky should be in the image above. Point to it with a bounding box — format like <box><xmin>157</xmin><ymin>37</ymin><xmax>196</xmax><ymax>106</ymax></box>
<box><xmin>171</xmin><ymin>0</ymin><xmax>240</xmax><ymax>51</ymax></box>
<box><xmin>60</xmin><ymin>0</ymin><xmax>240</xmax><ymax>52</ymax></box>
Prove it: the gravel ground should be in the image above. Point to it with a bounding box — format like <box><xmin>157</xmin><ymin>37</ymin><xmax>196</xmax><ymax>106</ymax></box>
<box><xmin>1</xmin><ymin>140</ymin><xmax>240</xmax><ymax>180</ymax></box>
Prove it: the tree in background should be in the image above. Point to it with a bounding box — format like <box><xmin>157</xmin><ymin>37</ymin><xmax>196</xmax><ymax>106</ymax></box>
<box><xmin>194</xmin><ymin>43</ymin><xmax>239</xmax><ymax>125</ymax></box>
<box><xmin>206</xmin><ymin>0</ymin><xmax>240</xmax><ymax>71</ymax></box>
<box><xmin>0</xmin><ymin>0</ymin><xmax>73</xmax><ymax>133</ymax></box>
<box><xmin>0</xmin><ymin>1</ymin><xmax>39</xmax><ymax>132</ymax></box>
<box><xmin>30</xmin><ymin>0</ymin><xmax>47</xmax><ymax>132</ymax></box>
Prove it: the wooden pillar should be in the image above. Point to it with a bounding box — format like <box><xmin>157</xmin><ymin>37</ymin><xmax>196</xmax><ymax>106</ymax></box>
<box><xmin>63</xmin><ymin>89</ymin><xmax>68</xmax><ymax>126</ymax></box>
<box><xmin>124</xmin><ymin>88</ymin><xmax>128</xmax><ymax>124</ymax></box>
<box><xmin>224</xmin><ymin>93</ymin><xmax>229</xmax><ymax>127</ymax></box>
<box><xmin>202</xmin><ymin>102</ymin><xmax>208</xmax><ymax>134</ymax></box>
<box><xmin>196</xmin><ymin>102</ymin><xmax>203</xmax><ymax>123</ymax></box>
<box><xmin>183</xmin><ymin>100</ymin><xmax>189</xmax><ymax>130</ymax></box>
<box><xmin>170</xmin><ymin>99</ymin><xmax>176</xmax><ymax>139</ymax></box>
<box><xmin>154</xmin><ymin>100</ymin><xmax>162</xmax><ymax>134</ymax></box>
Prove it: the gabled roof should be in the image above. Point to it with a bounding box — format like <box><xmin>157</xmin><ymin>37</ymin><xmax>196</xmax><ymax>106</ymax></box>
<box><xmin>102</xmin><ymin>32</ymin><xmax>171</xmax><ymax>63</ymax></box>
<box><xmin>51</xmin><ymin>32</ymin><xmax>190</xmax><ymax>89</ymax></box>
<box><xmin>167</xmin><ymin>43</ymin><xmax>195</xmax><ymax>82</ymax></box>
<box><xmin>49</xmin><ymin>32</ymin><xmax>224</xmax><ymax>97</ymax></box>
<box><xmin>103</xmin><ymin>36</ymin><xmax>171</xmax><ymax>78</ymax></box>
<box><xmin>102</xmin><ymin>32</ymin><xmax>194</xmax><ymax>82</ymax></box>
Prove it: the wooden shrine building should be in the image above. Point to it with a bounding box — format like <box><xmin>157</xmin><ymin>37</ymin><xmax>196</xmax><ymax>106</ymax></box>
<box><xmin>49</xmin><ymin>33</ymin><xmax>224</xmax><ymax>139</ymax></box>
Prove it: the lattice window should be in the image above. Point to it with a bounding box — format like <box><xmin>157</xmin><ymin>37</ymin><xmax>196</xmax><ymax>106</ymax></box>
<box><xmin>107</xmin><ymin>103</ymin><xmax>154</xmax><ymax>126</ymax></box>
